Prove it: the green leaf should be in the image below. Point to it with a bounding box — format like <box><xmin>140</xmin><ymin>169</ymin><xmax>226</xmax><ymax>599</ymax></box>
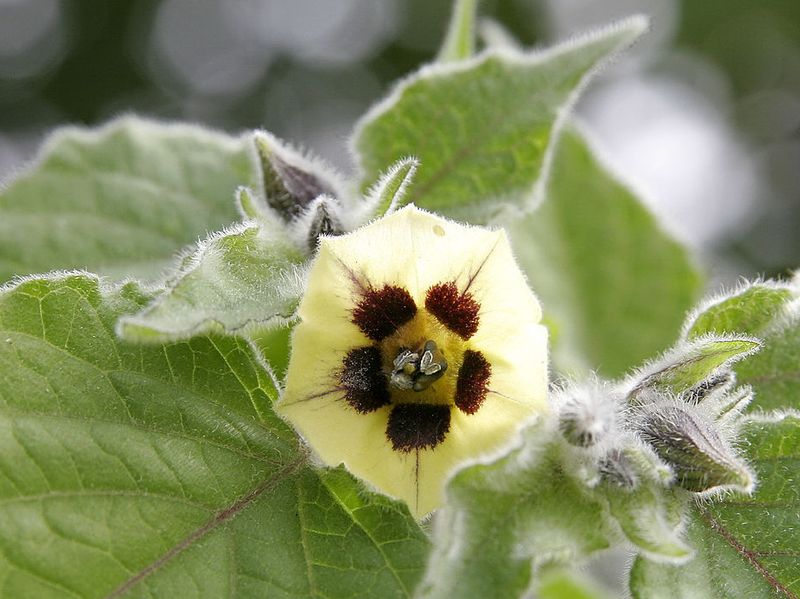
<box><xmin>117</xmin><ymin>222</ymin><xmax>306</xmax><ymax>343</ymax></box>
<box><xmin>607</xmin><ymin>486</ymin><xmax>691</xmax><ymax>563</ymax></box>
<box><xmin>536</xmin><ymin>568</ymin><xmax>614</xmax><ymax>599</ymax></box>
<box><xmin>436</xmin><ymin>0</ymin><xmax>478</xmax><ymax>63</ymax></box>
<box><xmin>677</xmin><ymin>279</ymin><xmax>800</xmax><ymax>412</ymax></box>
<box><xmin>416</xmin><ymin>421</ymin><xmax>615</xmax><ymax>599</ymax></box>
<box><xmin>684</xmin><ymin>282</ymin><xmax>793</xmax><ymax>339</ymax></box>
<box><xmin>737</xmin><ymin>310</ymin><xmax>800</xmax><ymax>412</ymax></box>
<box><xmin>251</xmin><ymin>324</ymin><xmax>294</xmax><ymax>381</ymax></box>
<box><xmin>362</xmin><ymin>158</ymin><xmax>419</xmax><ymax>218</ymax></box>
<box><xmin>629</xmin><ymin>336</ymin><xmax>761</xmax><ymax>399</ymax></box>
<box><xmin>603</xmin><ymin>463</ymin><xmax>692</xmax><ymax>562</ymax></box>
<box><xmin>353</xmin><ymin>17</ymin><xmax>648</xmax><ymax>222</ymax></box>
<box><xmin>630</xmin><ymin>415</ymin><xmax>800</xmax><ymax>598</ymax></box>
<box><xmin>510</xmin><ymin>128</ymin><xmax>703</xmax><ymax>377</ymax></box>
<box><xmin>0</xmin><ymin>274</ymin><xmax>428</xmax><ymax>597</ymax></box>
<box><xmin>235</xmin><ymin>186</ymin><xmax>261</xmax><ymax>221</ymax></box>
<box><xmin>0</xmin><ymin>117</ymin><xmax>252</xmax><ymax>283</ymax></box>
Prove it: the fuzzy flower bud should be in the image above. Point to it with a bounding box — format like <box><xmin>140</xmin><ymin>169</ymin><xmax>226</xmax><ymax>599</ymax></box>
<box><xmin>637</xmin><ymin>402</ymin><xmax>754</xmax><ymax>494</ymax></box>
<box><xmin>253</xmin><ymin>132</ymin><xmax>347</xmax><ymax>250</ymax></box>
<box><xmin>554</xmin><ymin>378</ymin><xmax>620</xmax><ymax>448</ymax></box>
<box><xmin>276</xmin><ymin>206</ymin><xmax>548</xmax><ymax>518</ymax></box>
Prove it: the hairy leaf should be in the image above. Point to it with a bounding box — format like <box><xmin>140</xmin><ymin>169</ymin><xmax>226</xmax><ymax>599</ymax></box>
<box><xmin>0</xmin><ymin>274</ymin><xmax>428</xmax><ymax>598</ymax></box>
<box><xmin>511</xmin><ymin>128</ymin><xmax>702</xmax><ymax>377</ymax></box>
<box><xmin>605</xmin><ymin>478</ymin><xmax>691</xmax><ymax>562</ymax></box>
<box><xmin>361</xmin><ymin>158</ymin><xmax>419</xmax><ymax>219</ymax></box>
<box><xmin>536</xmin><ymin>568</ymin><xmax>615</xmax><ymax>599</ymax></box>
<box><xmin>683</xmin><ymin>281</ymin><xmax>800</xmax><ymax>412</ymax></box>
<box><xmin>117</xmin><ymin>223</ymin><xmax>305</xmax><ymax>343</ymax></box>
<box><xmin>684</xmin><ymin>282</ymin><xmax>793</xmax><ymax>340</ymax></box>
<box><xmin>353</xmin><ymin>17</ymin><xmax>648</xmax><ymax>222</ymax></box>
<box><xmin>630</xmin><ymin>415</ymin><xmax>800</xmax><ymax>598</ymax></box>
<box><xmin>0</xmin><ymin>117</ymin><xmax>252</xmax><ymax>283</ymax></box>
<box><xmin>416</xmin><ymin>421</ymin><xmax>616</xmax><ymax>599</ymax></box>
<box><xmin>738</xmin><ymin>314</ymin><xmax>800</xmax><ymax>413</ymax></box>
<box><xmin>628</xmin><ymin>336</ymin><xmax>761</xmax><ymax>399</ymax></box>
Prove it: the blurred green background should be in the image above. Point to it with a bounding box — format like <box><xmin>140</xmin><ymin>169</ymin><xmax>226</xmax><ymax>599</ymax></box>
<box><xmin>1</xmin><ymin>0</ymin><xmax>799</xmax><ymax>280</ymax></box>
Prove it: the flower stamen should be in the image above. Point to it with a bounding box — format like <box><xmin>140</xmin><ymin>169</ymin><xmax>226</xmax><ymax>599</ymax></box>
<box><xmin>390</xmin><ymin>340</ymin><xmax>448</xmax><ymax>392</ymax></box>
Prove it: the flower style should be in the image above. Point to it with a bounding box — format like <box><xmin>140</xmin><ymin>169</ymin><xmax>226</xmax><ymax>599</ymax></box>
<box><xmin>276</xmin><ymin>205</ymin><xmax>548</xmax><ymax>518</ymax></box>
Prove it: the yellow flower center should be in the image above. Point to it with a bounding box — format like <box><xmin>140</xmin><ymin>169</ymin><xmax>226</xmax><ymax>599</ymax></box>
<box><xmin>381</xmin><ymin>312</ymin><xmax>466</xmax><ymax>406</ymax></box>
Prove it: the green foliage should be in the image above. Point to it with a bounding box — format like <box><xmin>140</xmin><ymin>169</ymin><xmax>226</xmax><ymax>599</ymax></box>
<box><xmin>629</xmin><ymin>282</ymin><xmax>800</xmax><ymax>598</ymax></box>
<box><xmin>436</xmin><ymin>0</ymin><xmax>478</xmax><ymax>63</ymax></box>
<box><xmin>536</xmin><ymin>568</ymin><xmax>615</xmax><ymax>599</ymax></box>
<box><xmin>353</xmin><ymin>17</ymin><xmax>648</xmax><ymax>222</ymax></box>
<box><xmin>738</xmin><ymin>315</ymin><xmax>800</xmax><ymax>412</ymax></box>
<box><xmin>511</xmin><ymin>128</ymin><xmax>703</xmax><ymax>376</ymax></box>
<box><xmin>678</xmin><ymin>280</ymin><xmax>800</xmax><ymax>413</ymax></box>
<box><xmin>0</xmin><ymin>3</ymin><xmax>797</xmax><ymax>598</ymax></box>
<box><xmin>604</xmin><ymin>475</ymin><xmax>691</xmax><ymax>562</ymax></box>
<box><xmin>684</xmin><ymin>283</ymin><xmax>793</xmax><ymax>339</ymax></box>
<box><xmin>0</xmin><ymin>274</ymin><xmax>428</xmax><ymax>597</ymax></box>
<box><xmin>416</xmin><ymin>416</ymin><xmax>697</xmax><ymax>598</ymax></box>
<box><xmin>416</xmin><ymin>421</ymin><xmax>615</xmax><ymax>599</ymax></box>
<box><xmin>696</xmin><ymin>283</ymin><xmax>800</xmax><ymax>413</ymax></box>
<box><xmin>365</xmin><ymin>158</ymin><xmax>420</xmax><ymax>217</ymax></box>
<box><xmin>0</xmin><ymin>117</ymin><xmax>251</xmax><ymax>283</ymax></box>
<box><xmin>629</xmin><ymin>336</ymin><xmax>761</xmax><ymax>398</ymax></box>
<box><xmin>117</xmin><ymin>223</ymin><xmax>305</xmax><ymax>343</ymax></box>
<box><xmin>630</xmin><ymin>415</ymin><xmax>800</xmax><ymax>598</ymax></box>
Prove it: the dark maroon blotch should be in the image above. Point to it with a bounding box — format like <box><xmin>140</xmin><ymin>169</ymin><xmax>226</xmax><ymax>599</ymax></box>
<box><xmin>340</xmin><ymin>346</ymin><xmax>390</xmax><ymax>413</ymax></box>
<box><xmin>425</xmin><ymin>282</ymin><xmax>480</xmax><ymax>339</ymax></box>
<box><xmin>352</xmin><ymin>285</ymin><xmax>417</xmax><ymax>341</ymax></box>
<box><xmin>386</xmin><ymin>404</ymin><xmax>451</xmax><ymax>452</ymax></box>
<box><xmin>454</xmin><ymin>350</ymin><xmax>491</xmax><ymax>415</ymax></box>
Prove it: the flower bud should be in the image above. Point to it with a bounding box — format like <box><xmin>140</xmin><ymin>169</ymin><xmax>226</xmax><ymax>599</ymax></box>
<box><xmin>254</xmin><ymin>132</ymin><xmax>340</xmax><ymax>222</ymax></box>
<box><xmin>554</xmin><ymin>378</ymin><xmax>619</xmax><ymax>448</ymax></box>
<box><xmin>638</xmin><ymin>403</ymin><xmax>753</xmax><ymax>494</ymax></box>
<box><xmin>295</xmin><ymin>195</ymin><xmax>344</xmax><ymax>251</ymax></box>
<box><xmin>625</xmin><ymin>336</ymin><xmax>761</xmax><ymax>404</ymax></box>
<box><xmin>599</xmin><ymin>448</ymin><xmax>638</xmax><ymax>488</ymax></box>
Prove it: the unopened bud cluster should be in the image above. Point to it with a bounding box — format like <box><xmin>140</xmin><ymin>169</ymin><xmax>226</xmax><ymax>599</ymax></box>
<box><xmin>553</xmin><ymin>337</ymin><xmax>759</xmax><ymax>497</ymax></box>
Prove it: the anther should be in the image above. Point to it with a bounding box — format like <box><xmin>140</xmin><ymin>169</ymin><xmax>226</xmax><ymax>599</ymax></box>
<box><xmin>390</xmin><ymin>340</ymin><xmax>448</xmax><ymax>392</ymax></box>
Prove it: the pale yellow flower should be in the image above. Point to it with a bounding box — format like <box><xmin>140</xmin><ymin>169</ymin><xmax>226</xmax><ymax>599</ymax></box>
<box><xmin>277</xmin><ymin>205</ymin><xmax>548</xmax><ymax>518</ymax></box>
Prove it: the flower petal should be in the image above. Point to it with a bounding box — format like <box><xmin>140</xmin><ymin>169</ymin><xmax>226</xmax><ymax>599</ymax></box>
<box><xmin>277</xmin><ymin>205</ymin><xmax>549</xmax><ymax>518</ymax></box>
